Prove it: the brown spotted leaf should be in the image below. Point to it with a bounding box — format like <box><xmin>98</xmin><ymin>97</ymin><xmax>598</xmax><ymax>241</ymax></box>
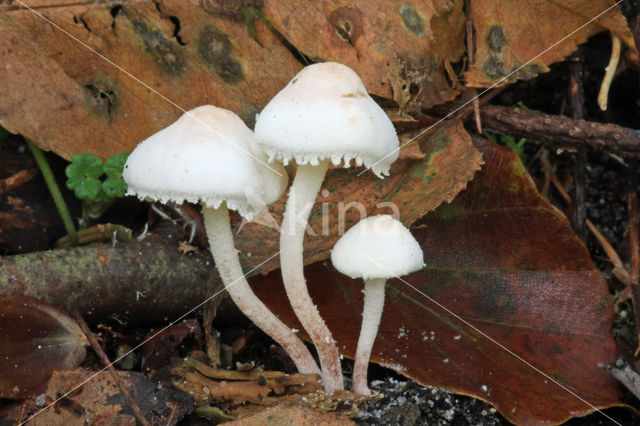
<box><xmin>254</xmin><ymin>138</ymin><xmax>623</xmax><ymax>425</ymax></box>
<box><xmin>0</xmin><ymin>296</ymin><xmax>88</xmax><ymax>399</ymax></box>
<box><xmin>0</xmin><ymin>0</ymin><xmax>298</xmax><ymax>159</ymax></box>
<box><xmin>261</xmin><ymin>0</ymin><xmax>466</xmax><ymax>112</ymax></box>
<box><xmin>0</xmin><ymin>0</ymin><xmax>464</xmax><ymax>160</ymax></box>
<box><xmin>466</xmin><ymin>0</ymin><xmax>636</xmax><ymax>86</ymax></box>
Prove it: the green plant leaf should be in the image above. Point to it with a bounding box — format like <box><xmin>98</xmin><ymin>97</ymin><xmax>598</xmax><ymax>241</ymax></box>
<box><xmin>102</xmin><ymin>178</ymin><xmax>127</xmax><ymax>198</ymax></box>
<box><xmin>103</xmin><ymin>152</ymin><xmax>129</xmax><ymax>179</ymax></box>
<box><xmin>66</xmin><ymin>153</ymin><xmax>104</xmax><ymax>201</ymax></box>
<box><xmin>66</xmin><ymin>153</ymin><xmax>103</xmax><ymax>187</ymax></box>
<box><xmin>68</xmin><ymin>176</ymin><xmax>101</xmax><ymax>200</ymax></box>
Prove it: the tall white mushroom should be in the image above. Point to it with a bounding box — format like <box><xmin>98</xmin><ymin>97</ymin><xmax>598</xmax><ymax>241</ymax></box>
<box><xmin>255</xmin><ymin>62</ymin><xmax>399</xmax><ymax>392</ymax></box>
<box><xmin>331</xmin><ymin>215</ymin><xmax>424</xmax><ymax>395</ymax></box>
<box><xmin>123</xmin><ymin>105</ymin><xmax>320</xmax><ymax>376</ymax></box>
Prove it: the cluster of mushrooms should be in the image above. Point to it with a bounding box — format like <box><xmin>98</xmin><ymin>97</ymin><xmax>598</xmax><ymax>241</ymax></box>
<box><xmin>123</xmin><ymin>62</ymin><xmax>424</xmax><ymax>395</ymax></box>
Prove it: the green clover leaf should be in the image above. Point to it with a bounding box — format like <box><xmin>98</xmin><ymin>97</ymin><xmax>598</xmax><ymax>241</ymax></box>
<box><xmin>68</xmin><ymin>176</ymin><xmax>102</xmax><ymax>200</ymax></box>
<box><xmin>103</xmin><ymin>152</ymin><xmax>129</xmax><ymax>178</ymax></box>
<box><xmin>102</xmin><ymin>177</ymin><xmax>128</xmax><ymax>198</ymax></box>
<box><xmin>66</xmin><ymin>153</ymin><xmax>104</xmax><ymax>201</ymax></box>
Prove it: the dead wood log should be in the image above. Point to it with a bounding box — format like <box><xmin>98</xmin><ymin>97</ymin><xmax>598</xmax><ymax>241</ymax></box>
<box><xmin>0</xmin><ymin>223</ymin><xmax>222</xmax><ymax>325</ymax></box>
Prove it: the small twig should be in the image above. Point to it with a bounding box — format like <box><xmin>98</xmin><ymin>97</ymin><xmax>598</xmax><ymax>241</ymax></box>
<box><xmin>25</xmin><ymin>139</ymin><xmax>78</xmax><ymax>246</ymax></box>
<box><xmin>539</xmin><ymin>152</ymin><xmax>572</xmax><ymax>204</ymax></box>
<box><xmin>0</xmin><ymin>168</ymin><xmax>38</xmax><ymax>197</ymax></box>
<box><xmin>464</xmin><ymin>0</ymin><xmax>481</xmax><ymax>134</ymax></box>
<box><xmin>597</xmin><ymin>33</ymin><xmax>621</xmax><ymax>111</ymax></box>
<box><xmin>573</xmin><ymin>149</ymin><xmax>587</xmax><ymax>239</ymax></box>
<box><xmin>585</xmin><ymin>219</ymin><xmax>632</xmax><ymax>285</ymax></box>
<box><xmin>166</xmin><ymin>402</ymin><xmax>178</xmax><ymax>425</ymax></box>
<box><xmin>16</xmin><ymin>400</ymin><xmax>27</xmax><ymax>425</ymax></box>
<box><xmin>76</xmin><ymin>317</ymin><xmax>150</xmax><ymax>426</ymax></box>
<box><xmin>629</xmin><ymin>159</ymin><xmax>640</xmax><ymax>288</ymax></box>
<box><xmin>540</xmin><ymin>151</ymin><xmax>632</xmax><ymax>285</ymax></box>
<box><xmin>568</xmin><ymin>51</ymin><xmax>585</xmax><ymax>120</ymax></box>
<box><xmin>53</xmin><ymin>223</ymin><xmax>132</xmax><ymax>249</ymax></box>
<box><xmin>479</xmin><ymin>105</ymin><xmax>640</xmax><ymax>156</ymax></box>
<box><xmin>568</xmin><ymin>49</ymin><xmax>587</xmax><ymax>239</ymax></box>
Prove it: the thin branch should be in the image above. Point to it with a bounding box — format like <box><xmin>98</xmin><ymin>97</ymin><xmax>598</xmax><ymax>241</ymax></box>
<box><xmin>0</xmin><ymin>168</ymin><xmax>38</xmax><ymax>197</ymax></box>
<box><xmin>76</xmin><ymin>317</ymin><xmax>150</xmax><ymax>426</ymax></box>
<box><xmin>479</xmin><ymin>104</ymin><xmax>640</xmax><ymax>156</ymax></box>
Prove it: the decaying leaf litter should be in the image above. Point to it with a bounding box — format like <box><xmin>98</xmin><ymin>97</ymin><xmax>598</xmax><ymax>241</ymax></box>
<box><xmin>1</xmin><ymin>0</ymin><xmax>639</xmax><ymax>424</ymax></box>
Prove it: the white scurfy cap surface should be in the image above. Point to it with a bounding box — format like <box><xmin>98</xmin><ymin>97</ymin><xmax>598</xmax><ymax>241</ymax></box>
<box><xmin>123</xmin><ymin>105</ymin><xmax>287</xmax><ymax>219</ymax></box>
<box><xmin>254</xmin><ymin>62</ymin><xmax>399</xmax><ymax>178</ymax></box>
<box><xmin>331</xmin><ymin>215</ymin><xmax>424</xmax><ymax>280</ymax></box>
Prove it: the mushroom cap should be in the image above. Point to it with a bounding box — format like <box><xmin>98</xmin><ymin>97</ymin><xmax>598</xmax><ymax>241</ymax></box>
<box><xmin>331</xmin><ymin>215</ymin><xmax>424</xmax><ymax>280</ymax></box>
<box><xmin>123</xmin><ymin>105</ymin><xmax>287</xmax><ymax>219</ymax></box>
<box><xmin>254</xmin><ymin>62</ymin><xmax>399</xmax><ymax>178</ymax></box>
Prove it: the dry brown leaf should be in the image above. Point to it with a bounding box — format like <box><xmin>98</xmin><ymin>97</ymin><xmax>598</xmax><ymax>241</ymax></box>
<box><xmin>0</xmin><ymin>296</ymin><xmax>88</xmax><ymax>399</ymax></box>
<box><xmin>20</xmin><ymin>368</ymin><xmax>192</xmax><ymax>425</ymax></box>
<box><xmin>466</xmin><ymin>0</ymin><xmax>636</xmax><ymax>86</ymax></box>
<box><xmin>225</xmin><ymin>405</ymin><xmax>355</xmax><ymax>426</ymax></box>
<box><xmin>0</xmin><ymin>1</ymin><xmax>464</xmax><ymax>161</ymax></box>
<box><xmin>261</xmin><ymin>0</ymin><xmax>466</xmax><ymax>112</ymax></box>
<box><xmin>0</xmin><ymin>0</ymin><xmax>298</xmax><ymax>159</ymax></box>
<box><xmin>255</xmin><ymin>138</ymin><xmax>625</xmax><ymax>425</ymax></box>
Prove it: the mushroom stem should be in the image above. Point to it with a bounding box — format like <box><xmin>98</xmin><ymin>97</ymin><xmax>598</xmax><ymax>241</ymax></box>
<box><xmin>352</xmin><ymin>277</ymin><xmax>386</xmax><ymax>395</ymax></box>
<box><xmin>202</xmin><ymin>204</ymin><xmax>320</xmax><ymax>376</ymax></box>
<box><xmin>280</xmin><ymin>160</ymin><xmax>343</xmax><ymax>393</ymax></box>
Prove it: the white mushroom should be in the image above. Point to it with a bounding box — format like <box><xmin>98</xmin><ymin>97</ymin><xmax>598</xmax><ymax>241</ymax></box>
<box><xmin>123</xmin><ymin>105</ymin><xmax>320</xmax><ymax>376</ymax></box>
<box><xmin>255</xmin><ymin>62</ymin><xmax>399</xmax><ymax>392</ymax></box>
<box><xmin>331</xmin><ymin>215</ymin><xmax>424</xmax><ymax>395</ymax></box>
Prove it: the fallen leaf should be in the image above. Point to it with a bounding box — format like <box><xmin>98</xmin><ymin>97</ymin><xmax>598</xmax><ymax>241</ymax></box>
<box><xmin>0</xmin><ymin>1</ymin><xmax>463</xmax><ymax>160</ymax></box>
<box><xmin>261</xmin><ymin>0</ymin><xmax>466</xmax><ymax>111</ymax></box>
<box><xmin>0</xmin><ymin>0</ymin><xmax>298</xmax><ymax>159</ymax></box>
<box><xmin>466</xmin><ymin>0</ymin><xmax>636</xmax><ymax>86</ymax></box>
<box><xmin>254</xmin><ymin>137</ymin><xmax>624</xmax><ymax>425</ymax></box>
<box><xmin>17</xmin><ymin>368</ymin><xmax>193</xmax><ymax>425</ymax></box>
<box><xmin>225</xmin><ymin>405</ymin><xmax>355</xmax><ymax>426</ymax></box>
<box><xmin>0</xmin><ymin>296</ymin><xmax>88</xmax><ymax>399</ymax></box>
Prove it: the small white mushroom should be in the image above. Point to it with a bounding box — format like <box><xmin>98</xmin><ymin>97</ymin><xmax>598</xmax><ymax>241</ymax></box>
<box><xmin>255</xmin><ymin>62</ymin><xmax>399</xmax><ymax>393</ymax></box>
<box><xmin>123</xmin><ymin>105</ymin><xmax>320</xmax><ymax>376</ymax></box>
<box><xmin>331</xmin><ymin>215</ymin><xmax>424</xmax><ymax>395</ymax></box>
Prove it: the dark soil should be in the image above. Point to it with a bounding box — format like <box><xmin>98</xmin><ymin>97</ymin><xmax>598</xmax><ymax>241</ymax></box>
<box><xmin>352</xmin><ymin>379</ymin><xmax>504</xmax><ymax>426</ymax></box>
